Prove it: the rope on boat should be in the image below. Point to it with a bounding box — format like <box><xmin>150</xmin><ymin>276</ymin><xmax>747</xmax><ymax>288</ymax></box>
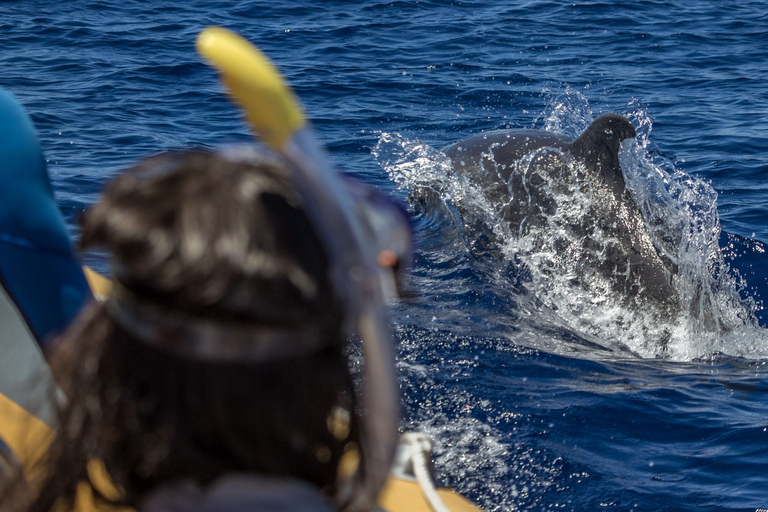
<box><xmin>403</xmin><ymin>432</ymin><xmax>452</xmax><ymax>512</ymax></box>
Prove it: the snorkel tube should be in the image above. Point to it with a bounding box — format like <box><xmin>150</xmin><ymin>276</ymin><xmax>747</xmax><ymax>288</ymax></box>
<box><xmin>196</xmin><ymin>28</ymin><xmax>399</xmax><ymax>512</ymax></box>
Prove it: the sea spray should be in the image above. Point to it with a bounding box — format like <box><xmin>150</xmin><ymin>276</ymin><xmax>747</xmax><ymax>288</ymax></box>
<box><xmin>375</xmin><ymin>90</ymin><xmax>768</xmax><ymax>361</ymax></box>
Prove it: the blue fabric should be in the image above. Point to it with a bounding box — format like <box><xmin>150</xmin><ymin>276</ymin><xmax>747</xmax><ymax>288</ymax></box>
<box><xmin>0</xmin><ymin>433</ymin><xmax>18</xmax><ymax>477</ymax></box>
<box><xmin>0</xmin><ymin>88</ymin><xmax>91</xmax><ymax>346</ymax></box>
<box><xmin>0</xmin><ymin>435</ymin><xmax>10</xmax><ymax>458</ymax></box>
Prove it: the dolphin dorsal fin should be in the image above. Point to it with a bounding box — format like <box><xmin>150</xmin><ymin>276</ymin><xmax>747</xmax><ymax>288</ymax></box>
<box><xmin>572</xmin><ymin>114</ymin><xmax>636</xmax><ymax>198</ymax></box>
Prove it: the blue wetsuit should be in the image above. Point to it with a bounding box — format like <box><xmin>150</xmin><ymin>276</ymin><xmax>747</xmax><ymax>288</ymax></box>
<box><xmin>0</xmin><ymin>88</ymin><xmax>91</xmax><ymax>435</ymax></box>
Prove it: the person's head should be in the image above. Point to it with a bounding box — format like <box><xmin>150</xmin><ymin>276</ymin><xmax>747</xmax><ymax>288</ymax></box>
<box><xmin>24</xmin><ymin>150</ymin><xmax>373</xmax><ymax>511</ymax></box>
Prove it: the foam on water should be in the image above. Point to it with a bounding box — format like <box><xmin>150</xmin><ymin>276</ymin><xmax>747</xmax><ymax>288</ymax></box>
<box><xmin>375</xmin><ymin>89</ymin><xmax>768</xmax><ymax>362</ymax></box>
<box><xmin>393</xmin><ymin>325</ymin><xmax>567</xmax><ymax>512</ymax></box>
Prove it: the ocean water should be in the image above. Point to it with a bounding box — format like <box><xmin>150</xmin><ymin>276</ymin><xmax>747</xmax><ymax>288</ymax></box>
<box><xmin>3</xmin><ymin>1</ymin><xmax>768</xmax><ymax>510</ymax></box>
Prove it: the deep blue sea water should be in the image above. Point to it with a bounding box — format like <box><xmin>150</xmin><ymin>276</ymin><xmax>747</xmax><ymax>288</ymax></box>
<box><xmin>3</xmin><ymin>1</ymin><xmax>768</xmax><ymax>510</ymax></box>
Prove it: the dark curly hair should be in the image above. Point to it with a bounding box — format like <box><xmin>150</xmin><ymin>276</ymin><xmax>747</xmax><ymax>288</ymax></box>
<box><xmin>11</xmin><ymin>151</ymin><xmax>361</xmax><ymax>512</ymax></box>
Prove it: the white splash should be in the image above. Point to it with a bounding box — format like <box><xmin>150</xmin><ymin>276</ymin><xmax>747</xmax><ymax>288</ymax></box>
<box><xmin>374</xmin><ymin>90</ymin><xmax>768</xmax><ymax>361</ymax></box>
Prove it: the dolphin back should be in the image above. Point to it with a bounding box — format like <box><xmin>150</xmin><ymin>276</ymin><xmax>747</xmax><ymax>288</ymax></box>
<box><xmin>437</xmin><ymin>113</ymin><xmax>679</xmax><ymax>317</ymax></box>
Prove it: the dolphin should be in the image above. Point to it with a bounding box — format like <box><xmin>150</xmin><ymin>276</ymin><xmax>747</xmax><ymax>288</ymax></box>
<box><xmin>440</xmin><ymin>114</ymin><xmax>680</xmax><ymax>315</ymax></box>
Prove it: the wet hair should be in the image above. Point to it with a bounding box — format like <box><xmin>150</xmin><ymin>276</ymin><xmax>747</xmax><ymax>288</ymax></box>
<box><xmin>12</xmin><ymin>151</ymin><xmax>360</xmax><ymax>512</ymax></box>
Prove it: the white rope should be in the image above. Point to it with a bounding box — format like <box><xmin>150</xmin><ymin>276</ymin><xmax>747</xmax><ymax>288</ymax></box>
<box><xmin>403</xmin><ymin>433</ymin><xmax>452</xmax><ymax>512</ymax></box>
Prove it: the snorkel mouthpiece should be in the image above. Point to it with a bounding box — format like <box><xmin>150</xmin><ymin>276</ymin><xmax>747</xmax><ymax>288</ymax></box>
<box><xmin>197</xmin><ymin>27</ymin><xmax>402</xmax><ymax>512</ymax></box>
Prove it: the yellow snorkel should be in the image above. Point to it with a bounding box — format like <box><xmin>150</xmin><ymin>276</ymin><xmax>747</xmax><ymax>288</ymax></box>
<box><xmin>196</xmin><ymin>27</ymin><xmax>400</xmax><ymax>512</ymax></box>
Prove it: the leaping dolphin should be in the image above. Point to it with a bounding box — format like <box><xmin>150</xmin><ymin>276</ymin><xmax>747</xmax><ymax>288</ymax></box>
<box><xmin>441</xmin><ymin>114</ymin><xmax>680</xmax><ymax>315</ymax></box>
